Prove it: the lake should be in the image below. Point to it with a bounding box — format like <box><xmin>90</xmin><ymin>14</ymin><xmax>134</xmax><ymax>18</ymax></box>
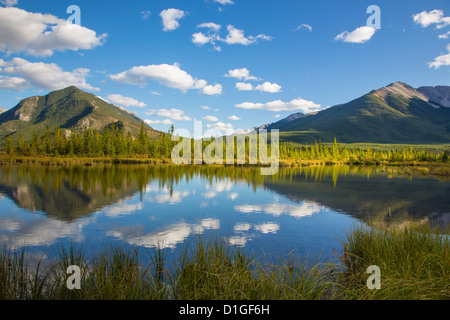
<box><xmin>0</xmin><ymin>164</ymin><xmax>449</xmax><ymax>265</ymax></box>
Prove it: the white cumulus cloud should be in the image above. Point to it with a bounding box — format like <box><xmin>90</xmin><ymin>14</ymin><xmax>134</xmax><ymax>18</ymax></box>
<box><xmin>228</xmin><ymin>115</ymin><xmax>241</xmax><ymax>121</ymax></box>
<box><xmin>192</xmin><ymin>32</ymin><xmax>214</xmax><ymax>45</ymax></box>
<box><xmin>236</xmin><ymin>98</ymin><xmax>321</xmax><ymax>113</ymax></box>
<box><xmin>160</xmin><ymin>8</ymin><xmax>185</xmax><ymax>31</ymax></box>
<box><xmin>144</xmin><ymin>108</ymin><xmax>191</xmax><ymax>121</ymax></box>
<box><xmin>110</xmin><ymin>63</ymin><xmax>221</xmax><ymax>95</ymax></box>
<box><xmin>0</xmin><ymin>7</ymin><xmax>106</xmax><ymax>56</ymax></box>
<box><xmin>203</xmin><ymin>115</ymin><xmax>219</xmax><ymax>122</ymax></box>
<box><xmin>413</xmin><ymin>9</ymin><xmax>450</xmax><ymax>29</ymax></box>
<box><xmin>201</xmin><ymin>83</ymin><xmax>223</xmax><ymax>95</ymax></box>
<box><xmin>1</xmin><ymin>57</ymin><xmax>99</xmax><ymax>91</ymax></box>
<box><xmin>225</xmin><ymin>68</ymin><xmax>258</xmax><ymax>81</ymax></box>
<box><xmin>145</xmin><ymin>119</ymin><xmax>173</xmax><ymax>126</ymax></box>
<box><xmin>255</xmin><ymin>82</ymin><xmax>282</xmax><ymax>93</ymax></box>
<box><xmin>206</xmin><ymin>121</ymin><xmax>234</xmax><ymax>135</ymax></box>
<box><xmin>224</xmin><ymin>25</ymin><xmax>272</xmax><ymax>45</ymax></box>
<box><xmin>192</xmin><ymin>25</ymin><xmax>271</xmax><ymax>49</ymax></box>
<box><xmin>335</xmin><ymin>26</ymin><xmax>376</xmax><ymax>43</ymax></box>
<box><xmin>197</xmin><ymin>22</ymin><xmax>222</xmax><ymax>31</ymax></box>
<box><xmin>0</xmin><ymin>75</ymin><xmax>28</xmax><ymax>90</ymax></box>
<box><xmin>236</xmin><ymin>82</ymin><xmax>253</xmax><ymax>91</ymax></box>
<box><xmin>428</xmin><ymin>44</ymin><xmax>450</xmax><ymax>69</ymax></box>
<box><xmin>438</xmin><ymin>31</ymin><xmax>450</xmax><ymax>39</ymax></box>
<box><xmin>107</xmin><ymin>94</ymin><xmax>147</xmax><ymax>108</ymax></box>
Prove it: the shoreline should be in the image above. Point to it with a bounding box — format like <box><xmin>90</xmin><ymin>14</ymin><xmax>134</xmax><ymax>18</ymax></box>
<box><xmin>0</xmin><ymin>156</ymin><xmax>449</xmax><ymax>177</ymax></box>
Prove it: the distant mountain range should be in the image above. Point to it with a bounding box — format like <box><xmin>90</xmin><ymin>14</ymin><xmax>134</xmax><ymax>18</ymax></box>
<box><xmin>0</xmin><ymin>86</ymin><xmax>159</xmax><ymax>142</ymax></box>
<box><xmin>257</xmin><ymin>82</ymin><xmax>450</xmax><ymax>144</ymax></box>
<box><xmin>1</xmin><ymin>82</ymin><xmax>450</xmax><ymax>145</ymax></box>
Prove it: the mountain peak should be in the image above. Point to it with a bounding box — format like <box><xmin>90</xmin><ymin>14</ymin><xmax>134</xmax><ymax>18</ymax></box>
<box><xmin>62</xmin><ymin>86</ymin><xmax>82</xmax><ymax>93</ymax></box>
<box><xmin>373</xmin><ymin>82</ymin><xmax>429</xmax><ymax>102</ymax></box>
<box><xmin>388</xmin><ymin>81</ymin><xmax>411</xmax><ymax>88</ymax></box>
<box><xmin>0</xmin><ymin>86</ymin><xmax>158</xmax><ymax>141</ymax></box>
<box><xmin>258</xmin><ymin>81</ymin><xmax>450</xmax><ymax>144</ymax></box>
<box><xmin>47</xmin><ymin>86</ymin><xmax>83</xmax><ymax>98</ymax></box>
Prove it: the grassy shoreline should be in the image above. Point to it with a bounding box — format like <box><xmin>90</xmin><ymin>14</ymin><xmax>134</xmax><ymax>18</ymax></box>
<box><xmin>0</xmin><ymin>224</ymin><xmax>448</xmax><ymax>300</ymax></box>
<box><xmin>1</xmin><ymin>155</ymin><xmax>449</xmax><ymax>177</ymax></box>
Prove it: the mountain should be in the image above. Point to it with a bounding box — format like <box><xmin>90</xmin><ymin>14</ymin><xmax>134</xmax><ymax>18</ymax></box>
<box><xmin>275</xmin><ymin>112</ymin><xmax>305</xmax><ymax>124</ymax></box>
<box><xmin>265</xmin><ymin>82</ymin><xmax>450</xmax><ymax>144</ymax></box>
<box><xmin>262</xmin><ymin>112</ymin><xmax>305</xmax><ymax>129</ymax></box>
<box><xmin>0</xmin><ymin>86</ymin><xmax>159</xmax><ymax>141</ymax></box>
<box><xmin>0</xmin><ymin>108</ymin><xmax>7</xmax><ymax>114</ymax></box>
<box><xmin>239</xmin><ymin>112</ymin><xmax>305</xmax><ymax>135</ymax></box>
<box><xmin>417</xmin><ymin>86</ymin><xmax>450</xmax><ymax>108</ymax></box>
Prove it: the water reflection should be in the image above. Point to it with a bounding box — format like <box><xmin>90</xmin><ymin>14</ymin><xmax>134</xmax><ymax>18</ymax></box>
<box><xmin>107</xmin><ymin>218</ymin><xmax>221</xmax><ymax>249</ymax></box>
<box><xmin>0</xmin><ymin>214</ymin><xmax>91</xmax><ymax>250</ymax></box>
<box><xmin>0</xmin><ymin>164</ymin><xmax>448</xmax><ymax>255</ymax></box>
<box><xmin>235</xmin><ymin>201</ymin><xmax>322</xmax><ymax>219</ymax></box>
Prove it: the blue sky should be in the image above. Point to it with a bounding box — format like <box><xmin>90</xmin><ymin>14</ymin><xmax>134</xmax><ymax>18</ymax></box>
<box><xmin>0</xmin><ymin>0</ymin><xmax>449</xmax><ymax>133</ymax></box>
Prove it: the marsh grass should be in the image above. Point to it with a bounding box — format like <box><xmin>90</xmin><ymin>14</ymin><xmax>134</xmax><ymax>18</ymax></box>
<box><xmin>0</xmin><ymin>248</ymin><xmax>47</xmax><ymax>300</ymax></box>
<box><xmin>338</xmin><ymin>224</ymin><xmax>450</xmax><ymax>300</ymax></box>
<box><xmin>0</xmin><ymin>225</ymin><xmax>448</xmax><ymax>300</ymax></box>
<box><xmin>0</xmin><ymin>156</ymin><xmax>169</xmax><ymax>166</ymax></box>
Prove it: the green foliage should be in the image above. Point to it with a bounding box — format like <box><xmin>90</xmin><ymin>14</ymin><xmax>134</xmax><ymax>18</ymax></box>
<box><xmin>1</xmin><ymin>124</ymin><xmax>176</xmax><ymax>159</ymax></box>
<box><xmin>338</xmin><ymin>224</ymin><xmax>450</xmax><ymax>300</ymax></box>
<box><xmin>2</xmin><ymin>123</ymin><xmax>449</xmax><ymax>165</ymax></box>
<box><xmin>279</xmin><ymin>138</ymin><xmax>449</xmax><ymax>163</ymax></box>
<box><xmin>0</xmin><ymin>225</ymin><xmax>448</xmax><ymax>300</ymax></box>
<box><xmin>3</xmin><ymin>135</ymin><xmax>15</xmax><ymax>156</ymax></box>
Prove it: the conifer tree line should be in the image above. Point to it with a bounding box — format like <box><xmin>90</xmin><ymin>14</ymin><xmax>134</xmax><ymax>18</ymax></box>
<box><xmin>1</xmin><ymin>123</ymin><xmax>449</xmax><ymax>163</ymax></box>
<box><xmin>279</xmin><ymin>138</ymin><xmax>449</xmax><ymax>163</ymax></box>
<box><xmin>2</xmin><ymin>122</ymin><xmax>177</xmax><ymax>159</ymax></box>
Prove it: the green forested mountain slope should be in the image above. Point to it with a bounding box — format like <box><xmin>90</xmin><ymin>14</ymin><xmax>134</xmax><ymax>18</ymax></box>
<box><xmin>0</xmin><ymin>86</ymin><xmax>159</xmax><ymax>141</ymax></box>
<box><xmin>267</xmin><ymin>82</ymin><xmax>450</xmax><ymax>144</ymax></box>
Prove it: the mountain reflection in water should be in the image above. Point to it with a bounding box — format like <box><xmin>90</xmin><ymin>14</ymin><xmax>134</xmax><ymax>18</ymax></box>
<box><xmin>0</xmin><ymin>165</ymin><xmax>448</xmax><ymax>256</ymax></box>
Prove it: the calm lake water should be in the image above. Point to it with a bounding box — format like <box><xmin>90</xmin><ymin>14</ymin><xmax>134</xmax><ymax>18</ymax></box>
<box><xmin>0</xmin><ymin>165</ymin><xmax>449</xmax><ymax>264</ymax></box>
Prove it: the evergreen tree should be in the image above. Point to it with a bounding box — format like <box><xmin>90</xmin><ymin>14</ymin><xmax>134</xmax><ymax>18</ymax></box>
<box><xmin>4</xmin><ymin>134</ymin><xmax>15</xmax><ymax>156</ymax></box>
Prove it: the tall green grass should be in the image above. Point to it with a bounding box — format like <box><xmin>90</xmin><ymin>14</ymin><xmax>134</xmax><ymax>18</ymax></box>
<box><xmin>0</xmin><ymin>225</ymin><xmax>448</xmax><ymax>300</ymax></box>
<box><xmin>338</xmin><ymin>224</ymin><xmax>450</xmax><ymax>300</ymax></box>
<box><xmin>171</xmin><ymin>237</ymin><xmax>334</xmax><ymax>300</ymax></box>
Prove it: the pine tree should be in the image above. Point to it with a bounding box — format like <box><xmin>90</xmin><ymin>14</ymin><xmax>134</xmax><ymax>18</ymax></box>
<box><xmin>4</xmin><ymin>134</ymin><xmax>15</xmax><ymax>156</ymax></box>
<box><xmin>42</xmin><ymin>126</ymin><xmax>52</xmax><ymax>155</ymax></box>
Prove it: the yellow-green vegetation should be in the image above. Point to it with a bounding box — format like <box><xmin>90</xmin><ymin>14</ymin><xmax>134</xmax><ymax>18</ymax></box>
<box><xmin>0</xmin><ymin>155</ymin><xmax>172</xmax><ymax>166</ymax></box>
<box><xmin>1</xmin><ymin>119</ymin><xmax>449</xmax><ymax>166</ymax></box>
<box><xmin>338</xmin><ymin>224</ymin><xmax>450</xmax><ymax>300</ymax></box>
<box><xmin>0</xmin><ymin>225</ymin><xmax>448</xmax><ymax>300</ymax></box>
<box><xmin>279</xmin><ymin>138</ymin><xmax>449</xmax><ymax>165</ymax></box>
